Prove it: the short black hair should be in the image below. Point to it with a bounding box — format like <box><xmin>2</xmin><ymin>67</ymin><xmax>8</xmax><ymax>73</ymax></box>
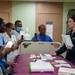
<box><xmin>70</xmin><ymin>15</ymin><xmax>75</xmax><ymax>22</ymax></box>
<box><xmin>15</xmin><ymin>20</ymin><xmax>21</xmax><ymax>25</ymax></box>
<box><xmin>0</xmin><ymin>18</ymin><xmax>4</xmax><ymax>25</ymax></box>
<box><xmin>38</xmin><ymin>24</ymin><xmax>45</xmax><ymax>31</ymax></box>
<box><xmin>6</xmin><ymin>22</ymin><xmax>13</xmax><ymax>28</ymax></box>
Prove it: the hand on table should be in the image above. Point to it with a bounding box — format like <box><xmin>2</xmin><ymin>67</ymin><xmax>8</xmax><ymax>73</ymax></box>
<box><xmin>50</xmin><ymin>51</ymin><xmax>56</xmax><ymax>56</ymax></box>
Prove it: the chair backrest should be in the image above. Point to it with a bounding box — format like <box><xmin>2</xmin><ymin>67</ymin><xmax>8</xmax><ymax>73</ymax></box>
<box><xmin>20</xmin><ymin>42</ymin><xmax>61</xmax><ymax>54</ymax></box>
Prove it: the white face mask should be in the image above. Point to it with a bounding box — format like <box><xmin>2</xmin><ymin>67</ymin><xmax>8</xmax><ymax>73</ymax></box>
<box><xmin>10</xmin><ymin>30</ymin><xmax>15</xmax><ymax>35</ymax></box>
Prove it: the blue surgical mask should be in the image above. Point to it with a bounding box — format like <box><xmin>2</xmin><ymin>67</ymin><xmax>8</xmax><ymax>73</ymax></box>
<box><xmin>10</xmin><ymin>30</ymin><xmax>15</xmax><ymax>35</ymax></box>
<box><xmin>16</xmin><ymin>27</ymin><xmax>22</xmax><ymax>32</ymax></box>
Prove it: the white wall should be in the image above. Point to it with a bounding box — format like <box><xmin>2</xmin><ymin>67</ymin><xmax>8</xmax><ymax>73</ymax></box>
<box><xmin>12</xmin><ymin>2</ymin><xmax>35</xmax><ymax>38</ymax></box>
<box><xmin>63</xmin><ymin>2</ymin><xmax>75</xmax><ymax>34</ymax></box>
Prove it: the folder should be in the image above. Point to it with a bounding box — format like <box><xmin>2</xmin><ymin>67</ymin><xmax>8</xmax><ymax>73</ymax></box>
<box><xmin>62</xmin><ymin>35</ymin><xmax>73</xmax><ymax>47</ymax></box>
<box><xmin>30</xmin><ymin>61</ymin><xmax>54</xmax><ymax>72</ymax></box>
<box><xmin>58</xmin><ymin>67</ymin><xmax>75</xmax><ymax>74</ymax></box>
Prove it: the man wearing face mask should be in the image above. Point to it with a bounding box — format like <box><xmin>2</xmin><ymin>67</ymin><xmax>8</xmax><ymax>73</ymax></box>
<box><xmin>14</xmin><ymin>20</ymin><xmax>22</xmax><ymax>38</ymax></box>
<box><xmin>2</xmin><ymin>22</ymin><xmax>19</xmax><ymax>67</ymax></box>
<box><xmin>14</xmin><ymin>20</ymin><xmax>25</xmax><ymax>54</ymax></box>
<box><xmin>0</xmin><ymin>18</ymin><xmax>12</xmax><ymax>74</ymax></box>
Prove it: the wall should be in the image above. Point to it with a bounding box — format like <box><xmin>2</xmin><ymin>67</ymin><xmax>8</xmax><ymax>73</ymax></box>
<box><xmin>63</xmin><ymin>2</ymin><xmax>75</xmax><ymax>34</ymax></box>
<box><xmin>12</xmin><ymin>2</ymin><xmax>75</xmax><ymax>40</ymax></box>
<box><xmin>12</xmin><ymin>2</ymin><xmax>35</xmax><ymax>38</ymax></box>
<box><xmin>35</xmin><ymin>2</ymin><xmax>63</xmax><ymax>43</ymax></box>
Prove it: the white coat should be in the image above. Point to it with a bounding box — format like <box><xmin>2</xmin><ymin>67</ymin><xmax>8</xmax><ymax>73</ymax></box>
<box><xmin>2</xmin><ymin>32</ymin><xmax>18</xmax><ymax>62</ymax></box>
<box><xmin>14</xmin><ymin>30</ymin><xmax>25</xmax><ymax>54</ymax></box>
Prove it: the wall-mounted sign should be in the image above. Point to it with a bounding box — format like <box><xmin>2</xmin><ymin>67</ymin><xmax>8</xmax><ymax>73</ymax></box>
<box><xmin>46</xmin><ymin>21</ymin><xmax>53</xmax><ymax>39</ymax></box>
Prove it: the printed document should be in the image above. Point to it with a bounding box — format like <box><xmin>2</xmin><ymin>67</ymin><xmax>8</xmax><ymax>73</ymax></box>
<box><xmin>5</xmin><ymin>41</ymin><xmax>13</xmax><ymax>48</ymax></box>
<box><xmin>54</xmin><ymin>60</ymin><xmax>67</xmax><ymax>64</ymax></box>
<box><xmin>62</xmin><ymin>35</ymin><xmax>73</xmax><ymax>47</ymax></box>
<box><xmin>58</xmin><ymin>67</ymin><xmax>75</xmax><ymax>74</ymax></box>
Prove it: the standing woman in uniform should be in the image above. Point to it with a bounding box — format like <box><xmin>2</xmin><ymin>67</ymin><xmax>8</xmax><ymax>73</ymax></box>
<box><xmin>51</xmin><ymin>15</ymin><xmax>75</xmax><ymax>64</ymax></box>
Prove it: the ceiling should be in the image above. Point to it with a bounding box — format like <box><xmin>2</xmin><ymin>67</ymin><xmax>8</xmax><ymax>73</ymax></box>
<box><xmin>1</xmin><ymin>0</ymin><xmax>75</xmax><ymax>2</ymax></box>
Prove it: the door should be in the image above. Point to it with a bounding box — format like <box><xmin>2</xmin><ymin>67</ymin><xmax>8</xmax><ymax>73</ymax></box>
<box><xmin>0</xmin><ymin>12</ymin><xmax>9</xmax><ymax>23</ymax></box>
<box><xmin>35</xmin><ymin>2</ymin><xmax>63</xmax><ymax>43</ymax></box>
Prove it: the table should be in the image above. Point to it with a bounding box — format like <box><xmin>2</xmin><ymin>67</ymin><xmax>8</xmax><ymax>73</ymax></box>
<box><xmin>12</xmin><ymin>54</ymin><xmax>75</xmax><ymax>75</ymax></box>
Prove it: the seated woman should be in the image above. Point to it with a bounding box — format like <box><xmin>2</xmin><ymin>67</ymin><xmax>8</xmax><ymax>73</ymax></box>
<box><xmin>31</xmin><ymin>24</ymin><xmax>53</xmax><ymax>42</ymax></box>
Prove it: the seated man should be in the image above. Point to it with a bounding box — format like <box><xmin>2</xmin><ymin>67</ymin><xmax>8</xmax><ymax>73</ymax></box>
<box><xmin>3</xmin><ymin>22</ymin><xmax>19</xmax><ymax>62</ymax></box>
<box><xmin>31</xmin><ymin>24</ymin><xmax>53</xmax><ymax>42</ymax></box>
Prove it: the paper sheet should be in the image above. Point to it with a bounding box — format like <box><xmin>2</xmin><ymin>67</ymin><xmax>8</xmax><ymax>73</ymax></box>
<box><xmin>5</xmin><ymin>41</ymin><xmax>13</xmax><ymax>48</ymax></box>
<box><xmin>29</xmin><ymin>54</ymin><xmax>36</xmax><ymax>59</ymax></box>
<box><xmin>45</xmin><ymin>54</ymin><xmax>53</xmax><ymax>60</ymax></box>
<box><xmin>39</xmin><ymin>54</ymin><xmax>53</xmax><ymax>60</ymax></box>
<box><xmin>20</xmin><ymin>30</ymin><xmax>25</xmax><ymax>35</ymax></box>
<box><xmin>54</xmin><ymin>63</ymin><xmax>71</xmax><ymax>67</ymax></box>
<box><xmin>58</xmin><ymin>67</ymin><xmax>75</xmax><ymax>74</ymax></box>
<box><xmin>62</xmin><ymin>35</ymin><xmax>73</xmax><ymax>47</ymax></box>
<box><xmin>54</xmin><ymin>60</ymin><xmax>67</xmax><ymax>64</ymax></box>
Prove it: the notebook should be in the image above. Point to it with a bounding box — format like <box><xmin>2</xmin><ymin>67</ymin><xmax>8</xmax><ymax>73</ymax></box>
<box><xmin>58</xmin><ymin>67</ymin><xmax>75</xmax><ymax>74</ymax></box>
<box><xmin>30</xmin><ymin>61</ymin><xmax>54</xmax><ymax>72</ymax></box>
<box><xmin>62</xmin><ymin>35</ymin><xmax>73</xmax><ymax>47</ymax></box>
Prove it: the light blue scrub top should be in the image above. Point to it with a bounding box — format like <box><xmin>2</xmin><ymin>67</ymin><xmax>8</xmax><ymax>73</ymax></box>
<box><xmin>0</xmin><ymin>35</ymin><xmax>6</xmax><ymax>74</ymax></box>
<box><xmin>31</xmin><ymin>34</ymin><xmax>53</xmax><ymax>42</ymax></box>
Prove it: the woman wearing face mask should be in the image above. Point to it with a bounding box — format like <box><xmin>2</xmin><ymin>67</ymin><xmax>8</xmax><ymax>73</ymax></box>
<box><xmin>2</xmin><ymin>22</ymin><xmax>18</xmax><ymax>67</ymax></box>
